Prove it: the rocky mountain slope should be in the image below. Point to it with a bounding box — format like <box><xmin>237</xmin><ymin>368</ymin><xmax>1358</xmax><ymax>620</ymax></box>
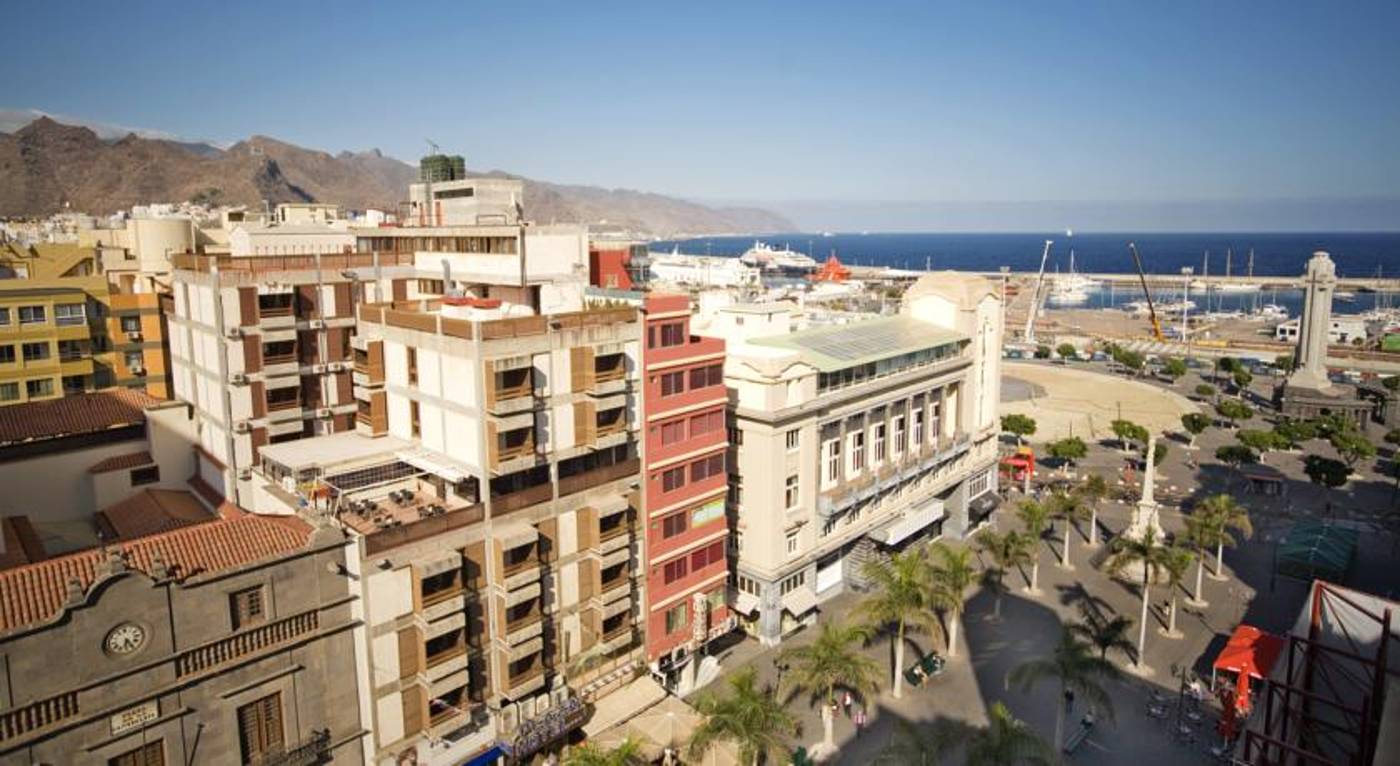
<box><xmin>0</xmin><ymin>117</ymin><xmax>791</xmax><ymax>236</ymax></box>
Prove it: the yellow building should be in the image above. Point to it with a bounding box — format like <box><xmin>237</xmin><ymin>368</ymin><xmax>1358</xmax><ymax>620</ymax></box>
<box><xmin>0</xmin><ymin>243</ymin><xmax>169</xmax><ymax>405</ymax></box>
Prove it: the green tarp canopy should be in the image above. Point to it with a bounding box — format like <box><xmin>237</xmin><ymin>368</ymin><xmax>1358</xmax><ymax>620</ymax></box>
<box><xmin>1276</xmin><ymin>520</ymin><xmax>1359</xmax><ymax>583</ymax></box>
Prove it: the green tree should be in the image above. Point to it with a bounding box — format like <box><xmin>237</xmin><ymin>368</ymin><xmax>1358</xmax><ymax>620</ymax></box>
<box><xmin>566</xmin><ymin>738</ymin><xmax>649</xmax><ymax>766</ymax></box>
<box><xmin>965</xmin><ymin>702</ymin><xmax>1058</xmax><ymax>766</ymax></box>
<box><xmin>1110</xmin><ymin>419</ymin><xmax>1148</xmax><ymax>454</ymax></box>
<box><xmin>1181</xmin><ymin>412</ymin><xmax>1211</xmax><ymax>449</ymax></box>
<box><xmin>1329</xmin><ymin>430</ymin><xmax>1377</xmax><ymax>469</ymax></box>
<box><xmin>1034</xmin><ymin>344</ymin><xmax>1053</xmax><ymax>359</ymax></box>
<box><xmin>1384</xmin><ymin>428</ymin><xmax>1400</xmax><ymax>447</ymax></box>
<box><xmin>1276</xmin><ymin>354</ymin><xmax>1294</xmax><ymax>371</ymax></box>
<box><xmin>1196</xmin><ymin>494</ymin><xmax>1254</xmax><ymax>579</ymax></box>
<box><xmin>1076</xmin><ymin>474</ymin><xmax>1110</xmax><ymax>547</ymax></box>
<box><xmin>1008</xmin><ymin>627</ymin><xmax>1120</xmax><ymax>752</ymax></box>
<box><xmin>1001</xmin><ymin>414</ymin><xmax>1038</xmax><ymax>446</ymax></box>
<box><xmin>1016</xmin><ymin>500</ymin><xmax>1052</xmax><ymax>593</ymax></box>
<box><xmin>1215</xmin><ymin>356</ymin><xmax>1240</xmax><ymax>383</ymax></box>
<box><xmin>1214</xmin><ymin>444</ymin><xmax>1258</xmax><ymax>472</ymax></box>
<box><xmin>1214</xmin><ymin>399</ymin><xmax>1254</xmax><ymax>428</ymax></box>
<box><xmin>1303</xmin><ymin>454</ymin><xmax>1351</xmax><ymax>489</ymax></box>
<box><xmin>689</xmin><ymin>666</ymin><xmax>798</xmax><ymax>766</ymax></box>
<box><xmin>875</xmin><ymin>718</ymin><xmax>969</xmax><ymax>766</ymax></box>
<box><xmin>1162</xmin><ymin>357</ymin><xmax>1188</xmax><ymax>382</ymax></box>
<box><xmin>1056</xmin><ymin>343</ymin><xmax>1078</xmax><ymax>360</ymax></box>
<box><xmin>778</xmin><ymin>621</ymin><xmax>881</xmax><ymax>754</ymax></box>
<box><xmin>856</xmin><ymin>549</ymin><xmax>940</xmax><ymax>700</ymax></box>
<box><xmin>1233</xmin><ymin>368</ymin><xmax>1254</xmax><ymax>396</ymax></box>
<box><xmin>1195</xmin><ymin>383</ymin><xmax>1218</xmax><ymax>400</ymax></box>
<box><xmin>1152</xmin><ymin>440</ymin><xmax>1168</xmax><ymax>467</ymax></box>
<box><xmin>1070</xmin><ymin>612</ymin><xmax>1136</xmax><ymax>663</ymax></box>
<box><xmin>1105</xmin><ymin>527</ymin><xmax>1172</xmax><ymax>672</ymax></box>
<box><xmin>1045</xmin><ymin>436</ymin><xmax>1088</xmax><ymax>475</ymax></box>
<box><xmin>1237</xmin><ymin>429</ymin><xmax>1285</xmax><ymax>464</ymax></box>
<box><xmin>977</xmin><ymin>530</ymin><xmax>1031</xmax><ymax>620</ymax></box>
<box><xmin>1118</xmin><ymin>350</ymin><xmax>1146</xmax><ymax>375</ymax></box>
<box><xmin>1159</xmin><ymin>544</ymin><xmax>1194</xmax><ymax>638</ymax></box>
<box><xmin>1273</xmin><ymin>418</ymin><xmax>1318</xmax><ymax>449</ymax></box>
<box><xmin>928</xmin><ymin>543</ymin><xmax>977</xmax><ymax>658</ymax></box>
<box><xmin>1046</xmin><ymin>489</ymin><xmax>1089</xmax><ymax>569</ymax></box>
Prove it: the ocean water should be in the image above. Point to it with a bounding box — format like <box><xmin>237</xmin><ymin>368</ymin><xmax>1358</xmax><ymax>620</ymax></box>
<box><xmin>653</xmin><ymin>231</ymin><xmax>1400</xmax><ymax>278</ymax></box>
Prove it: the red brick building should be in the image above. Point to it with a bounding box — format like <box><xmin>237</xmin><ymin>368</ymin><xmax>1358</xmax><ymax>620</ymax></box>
<box><xmin>639</xmin><ymin>294</ymin><xmax>730</xmax><ymax>690</ymax></box>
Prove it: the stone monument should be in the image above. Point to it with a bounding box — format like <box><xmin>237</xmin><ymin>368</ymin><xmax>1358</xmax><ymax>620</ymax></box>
<box><xmin>1275</xmin><ymin>251</ymin><xmax>1370</xmax><ymax>423</ymax></box>
<box><xmin>1124</xmin><ymin>434</ymin><xmax>1165</xmax><ymax>543</ymax></box>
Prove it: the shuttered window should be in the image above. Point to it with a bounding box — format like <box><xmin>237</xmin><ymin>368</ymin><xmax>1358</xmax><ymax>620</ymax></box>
<box><xmin>230</xmin><ymin>586</ymin><xmax>265</xmax><ymax>630</ymax></box>
<box><xmin>109</xmin><ymin>740</ymin><xmax>164</xmax><ymax>766</ymax></box>
<box><xmin>237</xmin><ymin>692</ymin><xmax>284</xmax><ymax>763</ymax></box>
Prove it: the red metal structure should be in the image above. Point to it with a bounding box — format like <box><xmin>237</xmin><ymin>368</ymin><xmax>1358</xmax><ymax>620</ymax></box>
<box><xmin>1242</xmin><ymin>581</ymin><xmax>1399</xmax><ymax>765</ymax></box>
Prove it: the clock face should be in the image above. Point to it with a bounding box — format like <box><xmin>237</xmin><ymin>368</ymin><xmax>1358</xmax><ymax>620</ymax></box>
<box><xmin>105</xmin><ymin>623</ymin><xmax>146</xmax><ymax>655</ymax></box>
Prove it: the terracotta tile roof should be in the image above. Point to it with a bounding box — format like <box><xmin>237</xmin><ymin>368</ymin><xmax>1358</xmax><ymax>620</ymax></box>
<box><xmin>0</xmin><ymin>516</ymin><xmax>46</xmax><ymax>571</ymax></box>
<box><xmin>0</xmin><ymin>513</ymin><xmax>314</xmax><ymax>634</ymax></box>
<box><xmin>96</xmin><ymin>489</ymin><xmax>216</xmax><ymax>542</ymax></box>
<box><xmin>0</xmin><ymin>389</ymin><xmax>159</xmax><ymax>447</ymax></box>
<box><xmin>87</xmin><ymin>451</ymin><xmax>155</xmax><ymax>474</ymax></box>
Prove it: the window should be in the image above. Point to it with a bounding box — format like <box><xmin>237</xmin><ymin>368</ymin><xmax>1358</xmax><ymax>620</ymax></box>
<box><xmin>665</xmin><ymin>602</ymin><xmax>689</xmax><ymax>634</ymax></box>
<box><xmin>18</xmin><ymin>305</ymin><xmax>45</xmax><ymax>324</ymax></box>
<box><xmin>823</xmin><ymin>438</ymin><xmax>841</xmax><ymax>487</ymax></box>
<box><xmin>237</xmin><ymin>692</ymin><xmax>284</xmax><ymax>764</ymax></box>
<box><xmin>731</xmin><ymin>529</ymin><xmax>744</xmax><ymax>553</ymax></box>
<box><xmin>780</xmin><ymin>571</ymin><xmax>806</xmax><ymax>594</ymax></box>
<box><xmin>727</xmin><ymin>425</ymin><xmax>743</xmax><ymax>446</ymax></box>
<box><xmin>261</xmin><ymin>340</ymin><xmax>294</xmax><ymax>362</ymax></box>
<box><xmin>58</xmin><ymin>339</ymin><xmax>85</xmax><ymax>361</ymax></box>
<box><xmin>737</xmin><ymin>574</ymin><xmax>758</xmax><ymax>595</ymax></box>
<box><xmin>406</xmin><ymin>346</ymin><xmax>418</xmax><ymax>386</ymax></box>
<box><xmin>124</xmin><ymin>351</ymin><xmax>144</xmax><ymax>369</ymax></box>
<box><xmin>873</xmin><ymin>423</ymin><xmax>886</xmax><ymax>463</ymax></box>
<box><xmin>417</xmin><ymin>279</ymin><xmax>445</xmax><ymax>295</ymax></box>
<box><xmin>54</xmin><ymin>303</ymin><xmax>86</xmax><ymax>326</ymax></box>
<box><xmin>691</xmin><ymin>540</ymin><xmax>725</xmax><ymax>570</ymax></box>
<box><xmin>25</xmin><ymin>379</ymin><xmax>53</xmax><ymax>398</ymax></box>
<box><xmin>969</xmin><ymin>469</ymin><xmax>992</xmax><ymax>498</ymax></box>
<box><xmin>690</xmin><ymin>363</ymin><xmax>723</xmax><ymax>389</ymax></box>
<box><xmin>130</xmin><ymin>466</ymin><xmax>160</xmax><ymax>486</ymax></box>
<box><xmin>930</xmin><ymin>399</ymin><xmax>941</xmax><ymax>442</ymax></box>
<box><xmin>785</xmin><ymin>474</ymin><xmax>800</xmax><ymax>509</ymax></box>
<box><xmin>659</xmin><ymin>419</ymin><xmax>686</xmax><ymax>445</ymax></box>
<box><xmin>662</xmin><ymin>512</ymin><xmax>687</xmax><ymax>538</ymax></box>
<box><xmin>661</xmin><ymin>466</ymin><xmax>686</xmax><ymax>492</ymax></box>
<box><xmin>230</xmin><ymin>586</ymin><xmax>265</xmax><ymax>629</ymax></box>
<box><xmin>410</xmin><ymin>400</ymin><xmax>421</xmax><ymax>438</ymax></box>
<box><xmin>659</xmin><ymin>322</ymin><xmax>685</xmax><ymax>347</ymax></box>
<box><xmin>690</xmin><ymin>453</ymin><xmax>724</xmax><ymax>483</ymax></box>
<box><xmin>727</xmin><ymin>474</ymin><xmax>742</xmax><ymax>507</ymax></box>
<box><xmin>663</xmin><ymin>557</ymin><xmax>689</xmax><ymax>584</ymax></box>
<box><xmin>0</xmin><ymin>345</ymin><xmax>12</xmax><ymax>364</ymax></box>
<box><xmin>785</xmin><ymin>429</ymin><xmax>800</xmax><ymax>451</ymax></box>
<box><xmin>822</xmin><ymin>515</ymin><xmax>839</xmax><ymax>537</ymax></box>
<box><xmin>109</xmin><ymin>740</ymin><xmax>164</xmax><ymax>766</ymax></box>
<box><xmin>62</xmin><ymin>375</ymin><xmax>86</xmax><ymax>395</ymax></box>
<box><xmin>690</xmin><ymin>410</ymin><xmax>723</xmax><ymax>437</ymax></box>
<box><xmin>0</xmin><ymin>383</ymin><xmax>16</xmax><ymax>401</ymax></box>
<box><xmin>913</xmin><ymin>410</ymin><xmax>925</xmax><ymax>447</ymax></box>
<box><xmin>120</xmin><ymin>315</ymin><xmax>142</xmax><ymax>333</ymax></box>
<box><xmin>660</xmin><ymin>371</ymin><xmax>685</xmax><ymax>397</ymax></box>
<box><xmin>893</xmin><ymin>415</ymin><xmax>906</xmax><ymax>456</ymax></box>
<box><xmin>0</xmin><ymin>307</ymin><xmax>8</xmax><ymax>325</ymax></box>
<box><xmin>22</xmin><ymin>342</ymin><xmax>49</xmax><ymax>362</ymax></box>
<box><xmin>786</xmin><ymin>530</ymin><xmax>800</xmax><ymax>556</ymax></box>
<box><xmin>849</xmin><ymin>430</ymin><xmax>866</xmax><ymax>473</ymax></box>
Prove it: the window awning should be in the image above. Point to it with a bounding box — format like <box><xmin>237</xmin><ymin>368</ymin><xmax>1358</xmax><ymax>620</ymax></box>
<box><xmin>395</xmin><ymin>448</ymin><xmax>468</xmax><ymax>483</ymax></box>
<box><xmin>781</xmin><ymin>588</ymin><xmax>818</xmax><ymax>617</ymax></box>
<box><xmin>732</xmin><ymin>592</ymin><xmax>760</xmax><ymax>616</ymax></box>
<box><xmin>870</xmin><ymin>499</ymin><xmax>945</xmax><ymax>546</ymax></box>
<box><xmin>581</xmin><ymin>675</ymin><xmax>668</xmax><ymax>737</ymax></box>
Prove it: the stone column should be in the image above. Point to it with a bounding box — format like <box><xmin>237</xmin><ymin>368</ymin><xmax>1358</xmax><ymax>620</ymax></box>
<box><xmin>1124</xmin><ymin>435</ymin><xmax>1165</xmax><ymax>542</ymax></box>
<box><xmin>1289</xmin><ymin>251</ymin><xmax>1337</xmax><ymax>391</ymax></box>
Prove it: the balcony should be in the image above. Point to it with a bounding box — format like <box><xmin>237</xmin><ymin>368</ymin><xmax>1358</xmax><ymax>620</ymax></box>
<box><xmin>815</xmin><ymin>433</ymin><xmax>972</xmax><ymax>518</ymax></box>
<box><xmin>253</xmin><ymin>728</ymin><xmax>332</xmax><ymax>766</ymax></box>
<box><xmin>504</xmin><ymin>612</ymin><xmax>544</xmax><ymax>644</ymax></box>
<box><xmin>504</xmin><ymin>666</ymin><xmax>546</xmax><ymax>698</ymax></box>
<box><xmin>558</xmin><ymin>457</ymin><xmax>639</xmax><ymax>498</ymax></box>
<box><xmin>590</xmin><ymin>359</ymin><xmax>628</xmax><ymax>396</ymax></box>
<box><xmin>598</xmin><ymin>625</ymin><xmax>634</xmax><ymax>653</ymax></box>
<box><xmin>492</xmin><ymin>482</ymin><xmax>552</xmax><ymax>515</ymax></box>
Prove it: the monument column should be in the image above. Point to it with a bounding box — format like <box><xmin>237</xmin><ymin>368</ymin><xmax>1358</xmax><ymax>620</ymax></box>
<box><xmin>1289</xmin><ymin>250</ymin><xmax>1337</xmax><ymax>391</ymax></box>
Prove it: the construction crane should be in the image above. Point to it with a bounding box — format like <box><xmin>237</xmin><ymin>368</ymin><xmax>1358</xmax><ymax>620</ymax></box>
<box><xmin>1022</xmin><ymin>239</ymin><xmax>1053</xmax><ymax>342</ymax></box>
<box><xmin>1128</xmin><ymin>242</ymin><xmax>1166</xmax><ymax>342</ymax></box>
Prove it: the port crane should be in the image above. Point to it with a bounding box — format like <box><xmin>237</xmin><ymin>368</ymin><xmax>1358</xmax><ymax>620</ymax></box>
<box><xmin>1022</xmin><ymin>239</ymin><xmax>1053</xmax><ymax>342</ymax></box>
<box><xmin>1127</xmin><ymin>242</ymin><xmax>1167</xmax><ymax>342</ymax></box>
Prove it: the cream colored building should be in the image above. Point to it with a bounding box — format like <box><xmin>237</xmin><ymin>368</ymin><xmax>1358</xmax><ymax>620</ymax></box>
<box><xmin>722</xmin><ymin>273</ymin><xmax>1004</xmax><ymax>645</ymax></box>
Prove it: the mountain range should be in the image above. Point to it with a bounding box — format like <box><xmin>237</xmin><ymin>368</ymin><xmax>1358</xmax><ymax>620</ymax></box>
<box><xmin>0</xmin><ymin>115</ymin><xmax>792</xmax><ymax>236</ymax></box>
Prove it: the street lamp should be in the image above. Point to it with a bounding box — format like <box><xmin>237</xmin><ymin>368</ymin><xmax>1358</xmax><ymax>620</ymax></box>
<box><xmin>1181</xmin><ymin>266</ymin><xmax>1194</xmax><ymax>357</ymax></box>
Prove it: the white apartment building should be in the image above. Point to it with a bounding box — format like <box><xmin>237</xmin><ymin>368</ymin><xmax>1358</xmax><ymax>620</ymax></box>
<box><xmin>723</xmin><ymin>273</ymin><xmax>1004</xmax><ymax>645</ymax></box>
<box><xmin>1274</xmin><ymin>315</ymin><xmax>1367</xmax><ymax>345</ymax></box>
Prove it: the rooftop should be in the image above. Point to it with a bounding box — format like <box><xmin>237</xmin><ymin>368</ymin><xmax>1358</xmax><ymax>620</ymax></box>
<box><xmin>0</xmin><ymin>389</ymin><xmax>160</xmax><ymax>447</ymax></box>
<box><xmin>258</xmin><ymin>431</ymin><xmax>411</xmax><ymax>473</ymax></box>
<box><xmin>0</xmin><ymin>513</ymin><xmax>313</xmax><ymax>634</ymax></box>
<box><xmin>96</xmin><ymin>489</ymin><xmax>217</xmax><ymax>542</ymax></box>
<box><xmin>88</xmin><ymin>450</ymin><xmax>155</xmax><ymax>474</ymax></box>
<box><xmin>748</xmin><ymin>315</ymin><xmax>965</xmax><ymax>373</ymax></box>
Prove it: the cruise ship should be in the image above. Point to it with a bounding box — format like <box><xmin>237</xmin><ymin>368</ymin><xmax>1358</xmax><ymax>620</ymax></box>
<box><xmin>739</xmin><ymin>241</ymin><xmax>819</xmax><ymax>275</ymax></box>
<box><xmin>647</xmin><ymin>247</ymin><xmax>762</xmax><ymax>288</ymax></box>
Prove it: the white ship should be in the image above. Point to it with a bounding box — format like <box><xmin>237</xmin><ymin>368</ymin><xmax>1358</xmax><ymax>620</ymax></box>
<box><xmin>647</xmin><ymin>248</ymin><xmax>762</xmax><ymax>288</ymax></box>
<box><xmin>739</xmin><ymin>241</ymin><xmax>819</xmax><ymax>274</ymax></box>
<box><xmin>1253</xmin><ymin>303</ymin><xmax>1289</xmax><ymax>322</ymax></box>
<box><xmin>1045</xmin><ymin>251</ymin><xmax>1096</xmax><ymax>305</ymax></box>
<box><xmin>1122</xmin><ymin>299</ymin><xmax>1196</xmax><ymax>315</ymax></box>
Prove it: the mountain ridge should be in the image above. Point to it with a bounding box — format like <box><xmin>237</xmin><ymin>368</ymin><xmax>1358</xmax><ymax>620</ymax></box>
<box><xmin>0</xmin><ymin>116</ymin><xmax>792</xmax><ymax>236</ymax></box>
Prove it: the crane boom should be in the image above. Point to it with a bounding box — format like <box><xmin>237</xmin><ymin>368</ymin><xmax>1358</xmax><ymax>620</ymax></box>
<box><xmin>1127</xmin><ymin>242</ymin><xmax>1166</xmax><ymax>342</ymax></box>
<box><xmin>1023</xmin><ymin>239</ymin><xmax>1053</xmax><ymax>342</ymax></box>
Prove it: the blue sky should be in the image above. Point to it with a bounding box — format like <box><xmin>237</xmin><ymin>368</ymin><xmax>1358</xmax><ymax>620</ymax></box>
<box><xmin>2</xmin><ymin>1</ymin><xmax>1398</xmax><ymax>229</ymax></box>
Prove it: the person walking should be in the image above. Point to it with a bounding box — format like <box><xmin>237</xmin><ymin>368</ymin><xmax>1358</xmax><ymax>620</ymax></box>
<box><xmin>854</xmin><ymin>707</ymin><xmax>866</xmax><ymax>738</ymax></box>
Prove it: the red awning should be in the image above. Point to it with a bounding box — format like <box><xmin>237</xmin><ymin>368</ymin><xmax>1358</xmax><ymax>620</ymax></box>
<box><xmin>1213</xmin><ymin>625</ymin><xmax>1285</xmax><ymax>681</ymax></box>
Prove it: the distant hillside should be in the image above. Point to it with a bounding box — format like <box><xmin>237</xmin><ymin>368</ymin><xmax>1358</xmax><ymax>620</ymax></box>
<box><xmin>0</xmin><ymin>116</ymin><xmax>792</xmax><ymax>236</ymax></box>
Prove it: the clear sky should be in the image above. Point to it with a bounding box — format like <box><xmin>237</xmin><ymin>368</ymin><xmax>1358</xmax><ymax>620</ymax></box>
<box><xmin>3</xmin><ymin>1</ymin><xmax>1398</xmax><ymax>229</ymax></box>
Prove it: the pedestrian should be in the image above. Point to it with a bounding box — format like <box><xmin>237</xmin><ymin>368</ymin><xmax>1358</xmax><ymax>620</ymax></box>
<box><xmin>842</xmin><ymin>691</ymin><xmax>853</xmax><ymax>716</ymax></box>
<box><xmin>854</xmin><ymin>707</ymin><xmax>866</xmax><ymax>737</ymax></box>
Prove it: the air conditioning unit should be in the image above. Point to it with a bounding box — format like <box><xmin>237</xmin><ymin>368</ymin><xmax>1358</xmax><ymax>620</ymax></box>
<box><xmin>130</xmin><ymin>365</ymin><xmax>146</xmax><ymax>376</ymax></box>
<box><xmin>326</xmin><ymin>362</ymin><xmax>344</xmax><ymax>373</ymax></box>
<box><xmin>309</xmin><ymin>319</ymin><xmax>326</xmax><ymax>329</ymax></box>
<box><xmin>317</xmin><ymin>408</ymin><xmax>334</xmax><ymax>419</ymax></box>
<box><xmin>230</xmin><ymin>372</ymin><xmax>248</xmax><ymax>385</ymax></box>
<box><xmin>234</xmin><ymin>421</ymin><xmax>251</xmax><ymax>433</ymax></box>
<box><xmin>125</xmin><ymin>330</ymin><xmax>143</xmax><ymax>341</ymax></box>
<box><xmin>311</xmin><ymin>363</ymin><xmax>328</xmax><ymax>374</ymax></box>
<box><xmin>225</xmin><ymin>327</ymin><xmax>242</xmax><ymax>339</ymax></box>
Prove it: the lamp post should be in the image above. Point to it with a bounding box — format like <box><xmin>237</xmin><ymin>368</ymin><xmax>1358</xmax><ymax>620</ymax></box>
<box><xmin>1181</xmin><ymin>266</ymin><xmax>1194</xmax><ymax>357</ymax></box>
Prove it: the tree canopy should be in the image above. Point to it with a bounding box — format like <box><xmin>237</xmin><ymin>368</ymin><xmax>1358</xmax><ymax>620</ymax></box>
<box><xmin>1304</xmin><ymin>455</ymin><xmax>1352</xmax><ymax>488</ymax></box>
<box><xmin>1215</xmin><ymin>399</ymin><xmax>1254</xmax><ymax>426</ymax></box>
<box><xmin>1001</xmin><ymin>414</ymin><xmax>1037</xmax><ymax>444</ymax></box>
<box><xmin>1215</xmin><ymin>444</ymin><xmax>1258</xmax><ymax>468</ymax></box>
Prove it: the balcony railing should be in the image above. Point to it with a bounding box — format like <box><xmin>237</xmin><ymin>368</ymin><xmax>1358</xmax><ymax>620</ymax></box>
<box><xmin>426</xmin><ymin>644</ymin><xmax>469</xmax><ymax>669</ymax></box>
<box><xmin>176</xmin><ymin>611</ymin><xmax>319</xmax><ymax>677</ymax></box>
<box><xmin>505</xmin><ymin>666</ymin><xmax>546</xmax><ymax>693</ymax></box>
<box><xmin>263</xmin><ymin>353</ymin><xmax>297</xmax><ymax>366</ymax></box>
<box><xmin>558</xmin><ymin>457</ymin><xmax>639</xmax><ymax>498</ymax></box>
<box><xmin>0</xmin><ymin>691</ymin><xmax>78</xmax><ymax>744</ymax></box>
<box><xmin>492</xmin><ymin>482</ymin><xmax>553</xmax><ymax>515</ymax></box>
<box><xmin>250</xmin><ymin>729</ymin><xmax>332</xmax><ymax>766</ymax></box>
<box><xmin>364</xmin><ymin>504</ymin><xmax>484</xmax><ymax>556</ymax></box>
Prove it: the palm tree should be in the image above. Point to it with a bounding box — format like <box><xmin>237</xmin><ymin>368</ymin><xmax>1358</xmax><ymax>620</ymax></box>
<box><xmin>1069</xmin><ymin>612</ymin><xmax>1136</xmax><ymax>664</ymax></box>
<box><xmin>1046</xmin><ymin>490</ymin><xmax>1089</xmax><ymax>570</ymax></box>
<box><xmin>1182</xmin><ymin>513</ymin><xmax>1212</xmax><ymax>607</ymax></box>
<box><xmin>1008</xmin><ymin>627</ymin><xmax>1120</xmax><ymax>752</ymax></box>
<box><xmin>1105</xmin><ymin>527</ymin><xmax>1172</xmax><ymax>673</ymax></box>
<box><xmin>1158</xmin><ymin>544</ymin><xmax>1194</xmax><ymax>639</ymax></box>
<box><xmin>1077</xmin><ymin>474</ymin><xmax>1110</xmax><ymax>548</ymax></box>
<box><xmin>778</xmin><ymin>620</ymin><xmax>882</xmax><ymax>755</ymax></box>
<box><xmin>929</xmin><ymin>543</ymin><xmax>977</xmax><ymax>657</ymax></box>
<box><xmin>566</xmin><ymin>737</ymin><xmax>648</xmax><ymax>766</ymax></box>
<box><xmin>689</xmin><ymin>666</ymin><xmax>798</xmax><ymax>766</ymax></box>
<box><xmin>1016</xmin><ymin>500</ymin><xmax>1052</xmax><ymax>593</ymax></box>
<box><xmin>875</xmin><ymin>718</ymin><xmax>970</xmax><ymax>766</ymax></box>
<box><xmin>977</xmin><ymin>530</ymin><xmax>1032</xmax><ymax>620</ymax></box>
<box><xmin>1197</xmin><ymin>494</ymin><xmax>1253</xmax><ymax>580</ymax></box>
<box><xmin>856</xmin><ymin>548</ymin><xmax>940</xmax><ymax>699</ymax></box>
<box><xmin>965</xmin><ymin>702</ymin><xmax>1058</xmax><ymax>766</ymax></box>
